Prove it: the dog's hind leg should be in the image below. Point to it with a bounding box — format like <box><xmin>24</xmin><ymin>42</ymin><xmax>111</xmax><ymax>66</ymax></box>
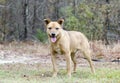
<box><xmin>71</xmin><ymin>52</ymin><xmax>77</xmax><ymax>73</ymax></box>
<box><xmin>82</xmin><ymin>50</ymin><xmax>95</xmax><ymax>74</ymax></box>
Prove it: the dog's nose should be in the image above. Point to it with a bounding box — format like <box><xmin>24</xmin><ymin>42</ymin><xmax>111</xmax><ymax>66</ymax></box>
<box><xmin>51</xmin><ymin>33</ymin><xmax>55</xmax><ymax>37</ymax></box>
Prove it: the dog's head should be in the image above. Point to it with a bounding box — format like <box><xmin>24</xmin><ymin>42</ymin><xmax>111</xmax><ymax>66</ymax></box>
<box><xmin>44</xmin><ymin>18</ymin><xmax>64</xmax><ymax>43</ymax></box>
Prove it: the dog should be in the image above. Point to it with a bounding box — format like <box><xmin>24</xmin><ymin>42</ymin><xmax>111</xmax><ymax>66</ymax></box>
<box><xmin>44</xmin><ymin>18</ymin><xmax>95</xmax><ymax>77</ymax></box>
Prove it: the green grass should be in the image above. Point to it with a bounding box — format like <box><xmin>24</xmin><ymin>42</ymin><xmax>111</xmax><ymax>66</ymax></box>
<box><xmin>0</xmin><ymin>64</ymin><xmax>120</xmax><ymax>83</ymax></box>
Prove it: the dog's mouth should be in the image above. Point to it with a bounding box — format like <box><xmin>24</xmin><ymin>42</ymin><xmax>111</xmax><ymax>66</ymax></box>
<box><xmin>49</xmin><ymin>34</ymin><xmax>57</xmax><ymax>43</ymax></box>
<box><xmin>51</xmin><ymin>37</ymin><xmax>57</xmax><ymax>43</ymax></box>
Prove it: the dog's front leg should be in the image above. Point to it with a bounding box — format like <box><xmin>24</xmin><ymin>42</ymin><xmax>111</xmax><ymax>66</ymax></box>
<box><xmin>65</xmin><ymin>52</ymin><xmax>72</xmax><ymax>77</ymax></box>
<box><xmin>51</xmin><ymin>52</ymin><xmax>58</xmax><ymax>77</ymax></box>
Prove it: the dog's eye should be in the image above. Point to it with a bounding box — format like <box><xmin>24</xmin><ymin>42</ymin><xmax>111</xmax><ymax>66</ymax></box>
<box><xmin>48</xmin><ymin>27</ymin><xmax>51</xmax><ymax>30</ymax></box>
<box><xmin>56</xmin><ymin>28</ymin><xmax>59</xmax><ymax>30</ymax></box>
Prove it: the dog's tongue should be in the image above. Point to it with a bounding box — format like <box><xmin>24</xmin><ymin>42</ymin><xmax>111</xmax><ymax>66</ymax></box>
<box><xmin>51</xmin><ymin>37</ymin><xmax>57</xmax><ymax>43</ymax></box>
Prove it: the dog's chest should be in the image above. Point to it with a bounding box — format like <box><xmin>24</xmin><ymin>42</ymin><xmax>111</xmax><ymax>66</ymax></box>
<box><xmin>52</xmin><ymin>44</ymin><xmax>63</xmax><ymax>54</ymax></box>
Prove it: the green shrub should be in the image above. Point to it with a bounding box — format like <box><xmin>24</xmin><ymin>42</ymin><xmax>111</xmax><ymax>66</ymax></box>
<box><xmin>60</xmin><ymin>3</ymin><xmax>104</xmax><ymax>40</ymax></box>
<box><xmin>36</xmin><ymin>29</ymin><xmax>48</xmax><ymax>43</ymax></box>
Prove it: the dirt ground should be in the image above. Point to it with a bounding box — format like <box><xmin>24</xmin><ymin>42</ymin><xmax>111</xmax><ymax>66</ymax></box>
<box><xmin>0</xmin><ymin>41</ymin><xmax>120</xmax><ymax>67</ymax></box>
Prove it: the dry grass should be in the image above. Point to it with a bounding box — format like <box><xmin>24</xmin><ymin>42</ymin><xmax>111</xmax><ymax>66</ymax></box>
<box><xmin>0</xmin><ymin>40</ymin><xmax>120</xmax><ymax>64</ymax></box>
<box><xmin>0</xmin><ymin>41</ymin><xmax>51</xmax><ymax>64</ymax></box>
<box><xmin>90</xmin><ymin>40</ymin><xmax>120</xmax><ymax>61</ymax></box>
<box><xmin>1</xmin><ymin>41</ymin><xmax>49</xmax><ymax>55</ymax></box>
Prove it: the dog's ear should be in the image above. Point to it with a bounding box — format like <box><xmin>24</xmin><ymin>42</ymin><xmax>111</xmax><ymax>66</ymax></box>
<box><xmin>44</xmin><ymin>18</ymin><xmax>51</xmax><ymax>25</ymax></box>
<box><xmin>57</xmin><ymin>19</ymin><xmax>64</xmax><ymax>25</ymax></box>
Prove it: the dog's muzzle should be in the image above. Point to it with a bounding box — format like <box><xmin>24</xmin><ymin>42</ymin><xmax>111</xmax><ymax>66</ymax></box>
<box><xmin>50</xmin><ymin>33</ymin><xmax>57</xmax><ymax>43</ymax></box>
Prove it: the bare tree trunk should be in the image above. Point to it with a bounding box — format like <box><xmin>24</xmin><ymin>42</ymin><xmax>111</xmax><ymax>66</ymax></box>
<box><xmin>103</xmin><ymin>10</ymin><xmax>109</xmax><ymax>45</ymax></box>
<box><xmin>54</xmin><ymin>0</ymin><xmax>59</xmax><ymax>19</ymax></box>
<box><xmin>118</xmin><ymin>9</ymin><xmax>120</xmax><ymax>39</ymax></box>
<box><xmin>23</xmin><ymin>0</ymin><xmax>28</xmax><ymax>40</ymax></box>
<box><xmin>102</xmin><ymin>0</ymin><xmax>110</xmax><ymax>45</ymax></box>
<box><xmin>106</xmin><ymin>0</ymin><xmax>110</xmax><ymax>4</ymax></box>
<box><xmin>73</xmin><ymin>0</ymin><xmax>77</xmax><ymax>15</ymax></box>
<box><xmin>32</xmin><ymin>0</ymin><xmax>36</xmax><ymax>34</ymax></box>
<box><xmin>2</xmin><ymin>6</ymin><xmax>7</xmax><ymax>41</ymax></box>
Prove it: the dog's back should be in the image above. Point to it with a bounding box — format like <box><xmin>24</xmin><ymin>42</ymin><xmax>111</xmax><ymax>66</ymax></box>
<box><xmin>66</xmin><ymin>31</ymin><xmax>90</xmax><ymax>52</ymax></box>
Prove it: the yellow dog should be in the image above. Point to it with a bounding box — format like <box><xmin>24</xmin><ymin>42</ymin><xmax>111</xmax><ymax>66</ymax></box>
<box><xmin>44</xmin><ymin>18</ymin><xmax>95</xmax><ymax>77</ymax></box>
